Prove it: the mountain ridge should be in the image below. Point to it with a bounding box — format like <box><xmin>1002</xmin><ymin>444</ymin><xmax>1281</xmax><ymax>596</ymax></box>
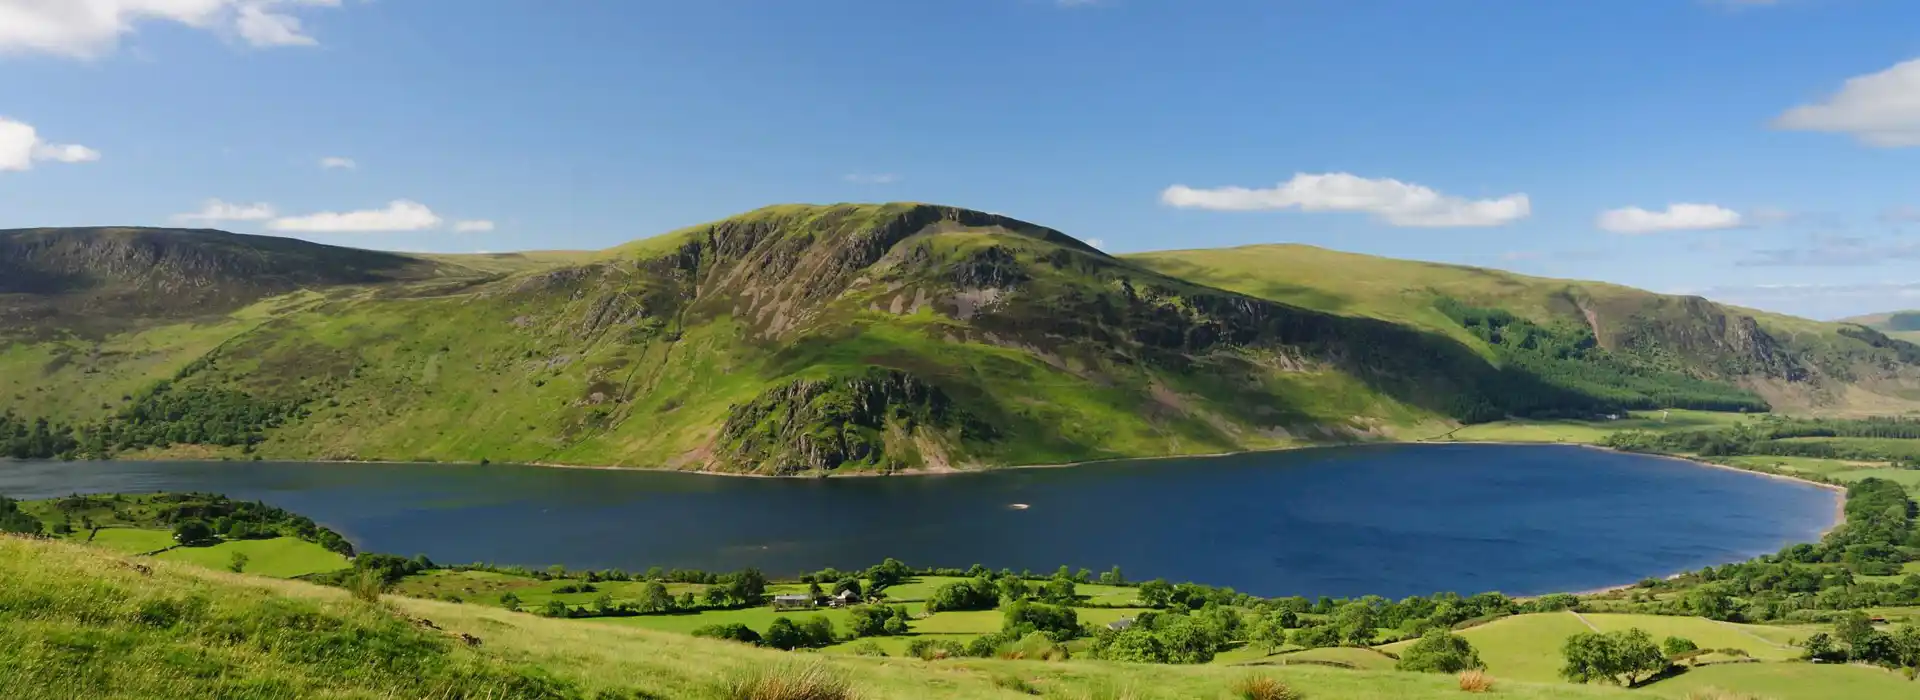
<box><xmin>5</xmin><ymin>203</ymin><xmax>1920</xmax><ymax>473</ymax></box>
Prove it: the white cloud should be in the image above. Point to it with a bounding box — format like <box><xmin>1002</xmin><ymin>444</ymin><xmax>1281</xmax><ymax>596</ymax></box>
<box><xmin>1159</xmin><ymin>172</ymin><xmax>1531</xmax><ymax>227</ymax></box>
<box><xmin>172</xmin><ymin>199</ymin><xmax>277</xmax><ymax>223</ymax></box>
<box><xmin>1775</xmin><ymin>58</ymin><xmax>1920</xmax><ymax>147</ymax></box>
<box><xmin>1083</xmin><ymin>237</ymin><xmax>1106</xmax><ymax>250</ymax></box>
<box><xmin>1596</xmin><ymin>203</ymin><xmax>1744</xmax><ymax>234</ymax></box>
<box><xmin>843</xmin><ymin>173</ymin><xmax>901</xmax><ymax>185</ymax></box>
<box><xmin>452</xmin><ymin>220</ymin><xmax>495</xmax><ymax>232</ymax></box>
<box><xmin>318</xmin><ymin>156</ymin><xmax>355</xmax><ymax>170</ymax></box>
<box><xmin>0</xmin><ymin>117</ymin><xmax>100</xmax><ymax>171</ymax></box>
<box><xmin>0</xmin><ymin>0</ymin><xmax>344</xmax><ymax>58</ymax></box>
<box><xmin>269</xmin><ymin>200</ymin><xmax>443</xmax><ymax>233</ymax></box>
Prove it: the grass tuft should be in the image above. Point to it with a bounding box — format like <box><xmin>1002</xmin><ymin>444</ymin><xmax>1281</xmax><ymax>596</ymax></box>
<box><xmin>1231</xmin><ymin>674</ymin><xmax>1304</xmax><ymax>700</ymax></box>
<box><xmin>348</xmin><ymin>568</ymin><xmax>389</xmax><ymax>604</ymax></box>
<box><xmin>1457</xmin><ymin>670</ymin><xmax>1494</xmax><ymax>693</ymax></box>
<box><xmin>990</xmin><ymin>674</ymin><xmax>1039</xmax><ymax>695</ymax></box>
<box><xmin>720</xmin><ymin>662</ymin><xmax>857</xmax><ymax>700</ymax></box>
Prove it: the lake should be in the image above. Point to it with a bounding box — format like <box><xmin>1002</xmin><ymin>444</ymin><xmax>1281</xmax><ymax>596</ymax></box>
<box><xmin>0</xmin><ymin>444</ymin><xmax>1838</xmax><ymax>598</ymax></box>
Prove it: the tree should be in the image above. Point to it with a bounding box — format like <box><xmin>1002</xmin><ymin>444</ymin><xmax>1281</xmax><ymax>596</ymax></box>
<box><xmin>1802</xmin><ymin>633</ymin><xmax>1841</xmax><ymax>662</ymax></box>
<box><xmin>927</xmin><ymin>578</ymin><xmax>998</xmax><ymax>612</ymax></box>
<box><xmin>1099</xmin><ymin>566</ymin><xmax>1125</xmax><ymax>586</ymax></box>
<box><xmin>1138</xmin><ymin>579</ymin><xmax>1173</xmax><ymax>608</ymax></box>
<box><xmin>542</xmin><ymin>600</ymin><xmax>571</xmax><ymax>618</ymax></box>
<box><xmin>997</xmin><ymin>576</ymin><xmax>1030</xmax><ymax>603</ymax></box>
<box><xmin>725</xmin><ymin>568</ymin><xmax>768</xmax><ymax>605</ymax></box>
<box><xmin>1396</xmin><ymin>628</ymin><xmax>1485</xmax><ymax>673</ymax></box>
<box><xmin>1156</xmin><ymin>614</ymin><xmax>1223</xmax><ymax>664</ymax></box>
<box><xmin>1250</xmin><ymin>611</ymin><xmax>1290</xmax><ymax>655</ymax></box>
<box><xmin>1290</xmin><ymin>624</ymin><xmax>1340</xmax><ymax>649</ymax></box>
<box><xmin>172</xmin><ymin>520</ymin><xmax>213</xmax><ymax>546</ymax></box>
<box><xmin>1891</xmin><ymin>626</ymin><xmax>1920</xmax><ymax>678</ymax></box>
<box><xmin>867</xmin><ymin>558</ymin><xmax>911</xmax><ymax>589</ymax></box>
<box><xmin>1002</xmin><ymin>601</ymin><xmax>1080</xmax><ymax>642</ymax></box>
<box><xmin>637</xmin><ymin>581</ymin><xmax>672</xmax><ymax>613</ymax></box>
<box><xmin>499</xmin><ymin>592</ymin><xmax>522</xmax><ymax>612</ymax></box>
<box><xmin>703</xmin><ymin>586</ymin><xmax>729</xmax><ymax>607</ymax></box>
<box><xmin>807</xmin><ymin>581</ymin><xmax>825</xmax><ymax>600</ymax></box>
<box><xmin>764</xmin><ymin>617</ymin><xmax>803</xmax><ymax>650</ymax></box>
<box><xmin>883</xmin><ymin>613</ymin><xmax>910</xmax><ymax>636</ymax></box>
<box><xmin>1334</xmin><ymin>601</ymin><xmax>1379</xmax><ymax>645</ymax></box>
<box><xmin>1041</xmin><ymin>576</ymin><xmax>1077</xmax><ymax>604</ymax></box>
<box><xmin>833</xmin><ymin>578</ymin><xmax>864</xmax><ymax>599</ymax></box>
<box><xmin>692</xmin><ymin>623</ymin><xmax>761</xmax><ymax>645</ymax></box>
<box><xmin>1661</xmin><ymin>636</ymin><xmax>1698</xmax><ymax>657</ymax></box>
<box><xmin>848</xmin><ymin>606</ymin><xmax>892</xmax><ymax>638</ymax></box>
<box><xmin>1560</xmin><ymin>629</ymin><xmax>1667</xmax><ymax>687</ymax></box>
<box><xmin>227</xmin><ymin>551</ymin><xmax>250</xmax><ymax>573</ymax></box>
<box><xmin>1098</xmin><ymin>627</ymin><xmax>1168</xmax><ymax>663</ymax></box>
<box><xmin>799</xmin><ymin>615</ymin><xmax>837</xmax><ymax>647</ymax></box>
<box><xmin>1686</xmin><ymin>585</ymin><xmax>1737</xmax><ymax>621</ymax></box>
<box><xmin>594</xmin><ymin>593</ymin><xmax>617</xmax><ymax>615</ymax></box>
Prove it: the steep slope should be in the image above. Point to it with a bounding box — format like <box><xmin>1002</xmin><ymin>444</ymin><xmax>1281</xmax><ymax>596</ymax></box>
<box><xmin>11</xmin><ymin>207</ymin><xmax>1920</xmax><ymax>473</ymax></box>
<box><xmin>1129</xmin><ymin>244</ymin><xmax>1920</xmax><ymax>414</ymax></box>
<box><xmin>145</xmin><ymin>203</ymin><xmax>1587</xmax><ymax>472</ymax></box>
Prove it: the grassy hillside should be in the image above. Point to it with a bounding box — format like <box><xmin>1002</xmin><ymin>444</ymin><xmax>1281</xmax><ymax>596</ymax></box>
<box><xmin>3</xmin><ymin>535</ymin><xmax>1660</xmax><ymax>700</ymax></box>
<box><xmin>1130</xmin><ymin>244</ymin><xmax>1920</xmax><ymax>414</ymax></box>
<box><xmin>1844</xmin><ymin>310</ymin><xmax>1920</xmax><ymax>345</ymax></box>
<box><xmin>11</xmin><ymin>206</ymin><xmax>1920</xmax><ymax>472</ymax></box>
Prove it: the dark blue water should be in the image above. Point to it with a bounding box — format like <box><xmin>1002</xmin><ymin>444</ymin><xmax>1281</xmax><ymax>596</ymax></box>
<box><xmin>0</xmin><ymin>444</ymin><xmax>1836</xmax><ymax>598</ymax></box>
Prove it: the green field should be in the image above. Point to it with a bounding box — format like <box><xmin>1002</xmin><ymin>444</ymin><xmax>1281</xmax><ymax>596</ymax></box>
<box><xmin>1581</xmin><ymin>614</ymin><xmax>1801</xmax><ymax>661</ymax></box>
<box><xmin>152</xmin><ymin>537</ymin><xmax>350</xmax><ymax>578</ymax></box>
<box><xmin>9</xmin><ymin>536</ymin><xmax>1679</xmax><ymax>699</ymax></box>
<box><xmin>1381</xmin><ymin>612</ymin><xmax>1594</xmax><ymax>683</ymax></box>
<box><xmin>80</xmin><ymin>527</ymin><xmax>178</xmax><ymax>555</ymax></box>
<box><xmin>1653</xmin><ymin>662</ymin><xmax>1918</xmax><ymax>699</ymax></box>
<box><xmin>1257</xmin><ymin>646</ymin><xmax>1401</xmax><ymax>671</ymax></box>
<box><xmin>1446</xmin><ymin>409</ymin><xmax>1756</xmax><ymax>444</ymax></box>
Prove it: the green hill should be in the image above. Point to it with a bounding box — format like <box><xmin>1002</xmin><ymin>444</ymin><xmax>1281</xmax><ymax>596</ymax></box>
<box><xmin>1129</xmin><ymin>244</ymin><xmax>1920</xmax><ymax>416</ymax></box>
<box><xmin>8</xmin><ymin>205</ymin><xmax>1920</xmax><ymax>473</ymax></box>
<box><xmin>1843</xmin><ymin>310</ymin><xmax>1920</xmax><ymax>345</ymax></box>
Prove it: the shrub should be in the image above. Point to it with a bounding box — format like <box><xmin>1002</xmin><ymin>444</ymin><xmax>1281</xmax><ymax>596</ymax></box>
<box><xmin>905</xmin><ymin>638</ymin><xmax>965</xmax><ymax>660</ymax></box>
<box><xmin>719</xmin><ymin>662</ymin><xmax>855</xmax><ymax>700</ymax></box>
<box><xmin>1457</xmin><ymin>670</ymin><xmax>1494</xmax><ymax>693</ymax></box>
<box><xmin>347</xmin><ymin>568</ymin><xmax>386</xmax><ymax>604</ymax></box>
<box><xmin>850</xmin><ymin>641</ymin><xmax>887</xmax><ymax>657</ymax></box>
<box><xmin>693</xmin><ymin>623</ymin><xmax>763</xmax><ymax>645</ymax></box>
<box><xmin>1230</xmin><ymin>674</ymin><xmax>1303</xmax><ymax>700</ymax></box>
<box><xmin>992</xmin><ymin>674</ymin><xmax>1040</xmax><ymax>695</ymax></box>
<box><xmin>1662</xmin><ymin>636</ymin><xmax>1699</xmax><ymax>656</ymax></box>
<box><xmin>1395</xmin><ymin>628</ymin><xmax>1484</xmax><ymax>673</ymax></box>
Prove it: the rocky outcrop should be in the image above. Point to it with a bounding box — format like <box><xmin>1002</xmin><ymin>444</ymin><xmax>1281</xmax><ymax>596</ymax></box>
<box><xmin>714</xmin><ymin>369</ymin><xmax>994</xmax><ymax>473</ymax></box>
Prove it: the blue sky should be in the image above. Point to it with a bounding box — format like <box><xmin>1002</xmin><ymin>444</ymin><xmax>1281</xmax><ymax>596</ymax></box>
<box><xmin>2</xmin><ymin>1</ymin><xmax>1918</xmax><ymax>319</ymax></box>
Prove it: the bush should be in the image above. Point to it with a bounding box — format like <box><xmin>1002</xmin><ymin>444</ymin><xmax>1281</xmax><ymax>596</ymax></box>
<box><xmin>1457</xmin><ymin>669</ymin><xmax>1494</xmax><ymax>693</ymax></box>
<box><xmin>1230</xmin><ymin>674</ymin><xmax>1303</xmax><ymax>700</ymax></box>
<box><xmin>347</xmin><ymin>569</ymin><xmax>386</xmax><ymax>604</ymax></box>
<box><xmin>693</xmin><ymin>623</ymin><xmax>763</xmax><ymax>646</ymax></box>
<box><xmin>906</xmin><ymin>638</ymin><xmax>966</xmax><ymax>661</ymax></box>
<box><xmin>719</xmin><ymin>662</ymin><xmax>855</xmax><ymax>700</ymax></box>
<box><xmin>850</xmin><ymin>641</ymin><xmax>887</xmax><ymax>657</ymax></box>
<box><xmin>1395</xmin><ymin>628</ymin><xmax>1484</xmax><ymax>673</ymax></box>
<box><xmin>993</xmin><ymin>674</ymin><xmax>1040</xmax><ymax>695</ymax></box>
<box><xmin>1662</xmin><ymin>636</ymin><xmax>1699</xmax><ymax>656</ymax></box>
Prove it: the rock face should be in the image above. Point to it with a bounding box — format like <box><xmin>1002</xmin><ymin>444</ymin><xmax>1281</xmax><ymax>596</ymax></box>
<box><xmin>716</xmin><ymin>369</ymin><xmax>993</xmax><ymax>474</ymax></box>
